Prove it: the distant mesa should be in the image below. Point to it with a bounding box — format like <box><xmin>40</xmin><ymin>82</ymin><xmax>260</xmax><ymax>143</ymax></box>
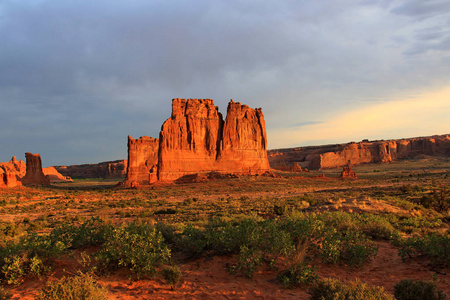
<box><xmin>122</xmin><ymin>98</ymin><xmax>271</xmax><ymax>187</ymax></box>
<box><xmin>0</xmin><ymin>153</ymin><xmax>71</xmax><ymax>188</ymax></box>
<box><xmin>54</xmin><ymin>160</ymin><xmax>127</xmax><ymax>179</ymax></box>
<box><xmin>268</xmin><ymin>134</ymin><xmax>450</xmax><ymax>170</ymax></box>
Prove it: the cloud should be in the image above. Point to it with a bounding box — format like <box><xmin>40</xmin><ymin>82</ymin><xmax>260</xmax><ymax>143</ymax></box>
<box><xmin>268</xmin><ymin>87</ymin><xmax>450</xmax><ymax>148</ymax></box>
<box><xmin>1</xmin><ymin>0</ymin><xmax>449</xmax><ymax>165</ymax></box>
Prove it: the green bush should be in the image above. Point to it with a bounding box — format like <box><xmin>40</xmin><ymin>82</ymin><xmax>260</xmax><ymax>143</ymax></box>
<box><xmin>399</xmin><ymin>233</ymin><xmax>450</xmax><ymax>266</ymax></box>
<box><xmin>228</xmin><ymin>245</ymin><xmax>262</xmax><ymax>278</ymax></box>
<box><xmin>320</xmin><ymin>229</ymin><xmax>378</xmax><ymax>268</ymax></box>
<box><xmin>37</xmin><ymin>272</ymin><xmax>108</xmax><ymax>300</ymax></box>
<box><xmin>308</xmin><ymin>277</ymin><xmax>393</xmax><ymax>300</ymax></box>
<box><xmin>96</xmin><ymin>224</ymin><xmax>171</xmax><ymax>278</ymax></box>
<box><xmin>0</xmin><ymin>233</ymin><xmax>66</xmax><ymax>284</ymax></box>
<box><xmin>176</xmin><ymin>225</ymin><xmax>208</xmax><ymax>259</ymax></box>
<box><xmin>394</xmin><ymin>279</ymin><xmax>446</xmax><ymax>300</ymax></box>
<box><xmin>49</xmin><ymin>217</ymin><xmax>110</xmax><ymax>249</ymax></box>
<box><xmin>162</xmin><ymin>265</ymin><xmax>181</xmax><ymax>290</ymax></box>
<box><xmin>277</xmin><ymin>262</ymin><xmax>318</xmax><ymax>289</ymax></box>
<box><xmin>0</xmin><ymin>286</ymin><xmax>11</xmax><ymax>300</ymax></box>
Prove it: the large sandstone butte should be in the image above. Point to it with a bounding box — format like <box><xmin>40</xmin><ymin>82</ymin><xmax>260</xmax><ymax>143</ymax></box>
<box><xmin>269</xmin><ymin>134</ymin><xmax>450</xmax><ymax>170</ymax></box>
<box><xmin>123</xmin><ymin>98</ymin><xmax>270</xmax><ymax>185</ymax></box>
<box><xmin>21</xmin><ymin>153</ymin><xmax>50</xmax><ymax>186</ymax></box>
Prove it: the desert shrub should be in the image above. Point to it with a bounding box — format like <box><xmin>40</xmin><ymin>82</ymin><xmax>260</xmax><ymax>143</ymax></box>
<box><xmin>420</xmin><ymin>186</ymin><xmax>449</xmax><ymax>212</ymax></box>
<box><xmin>277</xmin><ymin>262</ymin><xmax>318</xmax><ymax>289</ymax></box>
<box><xmin>49</xmin><ymin>217</ymin><xmax>110</xmax><ymax>249</ymax></box>
<box><xmin>394</xmin><ymin>279</ymin><xmax>446</xmax><ymax>300</ymax></box>
<box><xmin>399</xmin><ymin>233</ymin><xmax>450</xmax><ymax>266</ymax></box>
<box><xmin>155</xmin><ymin>222</ymin><xmax>178</xmax><ymax>245</ymax></box>
<box><xmin>227</xmin><ymin>245</ymin><xmax>262</xmax><ymax>278</ymax></box>
<box><xmin>96</xmin><ymin>224</ymin><xmax>170</xmax><ymax>278</ymax></box>
<box><xmin>308</xmin><ymin>277</ymin><xmax>393</xmax><ymax>300</ymax></box>
<box><xmin>176</xmin><ymin>225</ymin><xmax>208</xmax><ymax>259</ymax></box>
<box><xmin>279</xmin><ymin>212</ymin><xmax>324</xmax><ymax>244</ymax></box>
<box><xmin>274</xmin><ymin>203</ymin><xmax>288</xmax><ymax>215</ymax></box>
<box><xmin>37</xmin><ymin>272</ymin><xmax>108</xmax><ymax>300</ymax></box>
<box><xmin>0</xmin><ymin>286</ymin><xmax>11</xmax><ymax>300</ymax></box>
<box><xmin>204</xmin><ymin>218</ymin><xmax>294</xmax><ymax>277</ymax></box>
<box><xmin>0</xmin><ymin>233</ymin><xmax>67</xmax><ymax>284</ymax></box>
<box><xmin>357</xmin><ymin>214</ymin><xmax>399</xmax><ymax>240</ymax></box>
<box><xmin>320</xmin><ymin>229</ymin><xmax>378</xmax><ymax>268</ymax></box>
<box><xmin>162</xmin><ymin>265</ymin><xmax>181</xmax><ymax>290</ymax></box>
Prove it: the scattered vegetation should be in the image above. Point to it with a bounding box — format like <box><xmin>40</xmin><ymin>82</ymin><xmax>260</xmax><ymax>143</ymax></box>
<box><xmin>0</xmin><ymin>157</ymin><xmax>448</xmax><ymax>297</ymax></box>
<box><xmin>308</xmin><ymin>277</ymin><xmax>393</xmax><ymax>300</ymax></box>
<box><xmin>394</xmin><ymin>279</ymin><xmax>446</xmax><ymax>300</ymax></box>
<box><xmin>36</xmin><ymin>272</ymin><xmax>108</xmax><ymax>300</ymax></box>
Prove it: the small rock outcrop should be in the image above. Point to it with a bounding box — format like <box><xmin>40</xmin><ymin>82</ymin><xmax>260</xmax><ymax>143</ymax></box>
<box><xmin>123</xmin><ymin>98</ymin><xmax>270</xmax><ymax>185</ymax></box>
<box><xmin>21</xmin><ymin>153</ymin><xmax>50</xmax><ymax>186</ymax></box>
<box><xmin>340</xmin><ymin>161</ymin><xmax>357</xmax><ymax>179</ymax></box>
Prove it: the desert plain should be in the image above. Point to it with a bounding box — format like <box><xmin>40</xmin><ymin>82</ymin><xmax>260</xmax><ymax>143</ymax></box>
<box><xmin>0</xmin><ymin>155</ymin><xmax>449</xmax><ymax>299</ymax></box>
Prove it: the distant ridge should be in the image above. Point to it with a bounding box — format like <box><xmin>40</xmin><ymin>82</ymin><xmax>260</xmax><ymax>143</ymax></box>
<box><xmin>268</xmin><ymin>134</ymin><xmax>450</xmax><ymax>170</ymax></box>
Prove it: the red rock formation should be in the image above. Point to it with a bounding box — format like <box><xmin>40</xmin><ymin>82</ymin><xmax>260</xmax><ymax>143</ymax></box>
<box><xmin>123</xmin><ymin>136</ymin><xmax>159</xmax><ymax>186</ymax></box>
<box><xmin>340</xmin><ymin>161</ymin><xmax>357</xmax><ymax>179</ymax></box>
<box><xmin>158</xmin><ymin>99</ymin><xmax>223</xmax><ymax>182</ymax></box>
<box><xmin>156</xmin><ymin>99</ymin><xmax>270</xmax><ymax>182</ymax></box>
<box><xmin>268</xmin><ymin>134</ymin><xmax>450</xmax><ymax>170</ymax></box>
<box><xmin>43</xmin><ymin>167</ymin><xmax>73</xmax><ymax>183</ymax></box>
<box><xmin>21</xmin><ymin>153</ymin><xmax>50</xmax><ymax>186</ymax></box>
<box><xmin>55</xmin><ymin>160</ymin><xmax>127</xmax><ymax>179</ymax></box>
<box><xmin>217</xmin><ymin>100</ymin><xmax>270</xmax><ymax>175</ymax></box>
<box><xmin>0</xmin><ymin>157</ymin><xmax>26</xmax><ymax>188</ymax></box>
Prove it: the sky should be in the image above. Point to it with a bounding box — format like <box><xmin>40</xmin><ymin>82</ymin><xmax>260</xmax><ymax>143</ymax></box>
<box><xmin>1</xmin><ymin>0</ymin><xmax>450</xmax><ymax>166</ymax></box>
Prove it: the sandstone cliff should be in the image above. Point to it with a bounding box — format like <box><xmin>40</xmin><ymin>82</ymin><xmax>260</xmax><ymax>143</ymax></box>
<box><xmin>156</xmin><ymin>99</ymin><xmax>270</xmax><ymax>182</ymax></box>
<box><xmin>21</xmin><ymin>153</ymin><xmax>50</xmax><ymax>186</ymax></box>
<box><xmin>55</xmin><ymin>160</ymin><xmax>127</xmax><ymax>179</ymax></box>
<box><xmin>268</xmin><ymin>134</ymin><xmax>450</xmax><ymax>170</ymax></box>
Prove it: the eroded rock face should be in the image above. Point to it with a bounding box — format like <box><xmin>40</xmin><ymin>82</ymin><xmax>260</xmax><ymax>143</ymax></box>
<box><xmin>0</xmin><ymin>157</ymin><xmax>26</xmax><ymax>188</ymax></box>
<box><xmin>21</xmin><ymin>153</ymin><xmax>50</xmax><ymax>186</ymax></box>
<box><xmin>123</xmin><ymin>136</ymin><xmax>159</xmax><ymax>186</ymax></box>
<box><xmin>268</xmin><ymin>134</ymin><xmax>450</xmax><ymax>170</ymax></box>
<box><xmin>157</xmin><ymin>99</ymin><xmax>270</xmax><ymax>182</ymax></box>
<box><xmin>217</xmin><ymin>100</ymin><xmax>270</xmax><ymax>175</ymax></box>
<box><xmin>158</xmin><ymin>99</ymin><xmax>223</xmax><ymax>182</ymax></box>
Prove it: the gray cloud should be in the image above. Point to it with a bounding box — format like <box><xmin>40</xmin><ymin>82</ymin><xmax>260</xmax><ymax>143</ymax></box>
<box><xmin>1</xmin><ymin>0</ymin><xmax>449</xmax><ymax>165</ymax></box>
